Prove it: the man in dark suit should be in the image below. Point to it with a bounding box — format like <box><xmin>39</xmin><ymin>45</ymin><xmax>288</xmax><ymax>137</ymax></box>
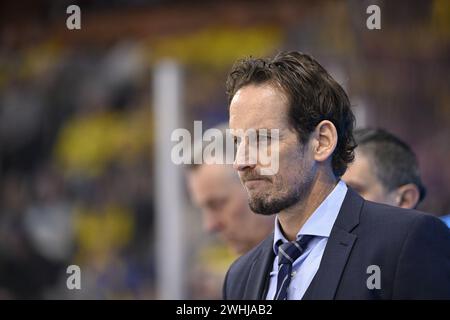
<box><xmin>223</xmin><ymin>51</ymin><xmax>450</xmax><ymax>300</ymax></box>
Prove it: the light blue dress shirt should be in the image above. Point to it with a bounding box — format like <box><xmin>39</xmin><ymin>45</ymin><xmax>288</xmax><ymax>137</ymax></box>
<box><xmin>440</xmin><ymin>214</ymin><xmax>450</xmax><ymax>228</ymax></box>
<box><xmin>266</xmin><ymin>180</ymin><xmax>348</xmax><ymax>300</ymax></box>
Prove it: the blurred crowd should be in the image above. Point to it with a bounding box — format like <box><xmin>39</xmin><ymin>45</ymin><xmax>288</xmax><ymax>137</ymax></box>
<box><xmin>0</xmin><ymin>40</ymin><xmax>155</xmax><ymax>298</ymax></box>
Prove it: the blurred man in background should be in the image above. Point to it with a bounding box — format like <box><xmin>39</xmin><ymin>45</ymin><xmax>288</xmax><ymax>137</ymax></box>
<box><xmin>342</xmin><ymin>128</ymin><xmax>426</xmax><ymax>209</ymax></box>
<box><xmin>342</xmin><ymin>128</ymin><xmax>450</xmax><ymax>228</ymax></box>
<box><xmin>187</xmin><ymin>125</ymin><xmax>274</xmax><ymax>255</ymax></box>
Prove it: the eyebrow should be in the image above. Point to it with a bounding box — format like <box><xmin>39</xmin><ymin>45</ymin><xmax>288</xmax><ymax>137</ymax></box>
<box><xmin>230</xmin><ymin>128</ymin><xmax>281</xmax><ymax>134</ymax></box>
<box><xmin>256</xmin><ymin>128</ymin><xmax>283</xmax><ymax>138</ymax></box>
<box><xmin>255</xmin><ymin>128</ymin><xmax>272</xmax><ymax>133</ymax></box>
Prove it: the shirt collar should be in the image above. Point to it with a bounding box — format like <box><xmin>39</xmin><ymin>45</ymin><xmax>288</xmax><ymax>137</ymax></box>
<box><xmin>272</xmin><ymin>180</ymin><xmax>348</xmax><ymax>254</ymax></box>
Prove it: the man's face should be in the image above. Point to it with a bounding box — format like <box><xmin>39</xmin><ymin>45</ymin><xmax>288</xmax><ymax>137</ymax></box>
<box><xmin>342</xmin><ymin>149</ymin><xmax>396</xmax><ymax>205</ymax></box>
<box><xmin>229</xmin><ymin>84</ymin><xmax>316</xmax><ymax>215</ymax></box>
<box><xmin>187</xmin><ymin>163</ymin><xmax>272</xmax><ymax>254</ymax></box>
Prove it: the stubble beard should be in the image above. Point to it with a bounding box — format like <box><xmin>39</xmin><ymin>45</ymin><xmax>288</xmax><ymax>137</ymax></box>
<box><xmin>247</xmin><ymin>172</ymin><xmax>314</xmax><ymax>216</ymax></box>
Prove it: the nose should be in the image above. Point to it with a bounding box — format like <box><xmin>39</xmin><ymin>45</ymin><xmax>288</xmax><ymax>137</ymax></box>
<box><xmin>233</xmin><ymin>138</ymin><xmax>257</xmax><ymax>172</ymax></box>
<box><xmin>203</xmin><ymin>212</ymin><xmax>223</xmax><ymax>234</ymax></box>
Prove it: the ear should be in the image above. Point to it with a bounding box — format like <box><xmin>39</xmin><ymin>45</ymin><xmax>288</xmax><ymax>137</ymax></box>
<box><xmin>312</xmin><ymin>120</ymin><xmax>338</xmax><ymax>163</ymax></box>
<box><xmin>395</xmin><ymin>183</ymin><xmax>420</xmax><ymax>209</ymax></box>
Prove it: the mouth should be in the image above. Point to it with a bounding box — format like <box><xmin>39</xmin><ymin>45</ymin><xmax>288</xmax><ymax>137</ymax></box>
<box><xmin>244</xmin><ymin>178</ymin><xmax>268</xmax><ymax>188</ymax></box>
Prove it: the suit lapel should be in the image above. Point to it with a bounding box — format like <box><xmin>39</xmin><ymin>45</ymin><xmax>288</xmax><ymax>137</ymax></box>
<box><xmin>243</xmin><ymin>234</ymin><xmax>275</xmax><ymax>299</ymax></box>
<box><xmin>303</xmin><ymin>188</ymin><xmax>364</xmax><ymax>300</ymax></box>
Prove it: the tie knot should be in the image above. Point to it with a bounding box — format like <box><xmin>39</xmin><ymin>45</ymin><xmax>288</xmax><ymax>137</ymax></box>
<box><xmin>277</xmin><ymin>235</ymin><xmax>313</xmax><ymax>265</ymax></box>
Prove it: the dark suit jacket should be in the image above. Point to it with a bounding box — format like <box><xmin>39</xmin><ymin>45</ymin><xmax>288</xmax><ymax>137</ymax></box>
<box><xmin>223</xmin><ymin>188</ymin><xmax>450</xmax><ymax>299</ymax></box>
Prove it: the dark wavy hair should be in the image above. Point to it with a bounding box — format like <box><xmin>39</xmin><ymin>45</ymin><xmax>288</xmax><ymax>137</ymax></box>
<box><xmin>226</xmin><ymin>51</ymin><xmax>356</xmax><ymax>177</ymax></box>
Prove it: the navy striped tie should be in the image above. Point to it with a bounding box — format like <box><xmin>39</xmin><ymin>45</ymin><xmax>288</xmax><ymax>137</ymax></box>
<box><xmin>274</xmin><ymin>235</ymin><xmax>314</xmax><ymax>300</ymax></box>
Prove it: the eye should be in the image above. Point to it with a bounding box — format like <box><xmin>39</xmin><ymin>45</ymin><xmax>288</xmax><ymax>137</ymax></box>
<box><xmin>258</xmin><ymin>134</ymin><xmax>271</xmax><ymax>144</ymax></box>
<box><xmin>208</xmin><ymin>197</ymin><xmax>228</xmax><ymax>211</ymax></box>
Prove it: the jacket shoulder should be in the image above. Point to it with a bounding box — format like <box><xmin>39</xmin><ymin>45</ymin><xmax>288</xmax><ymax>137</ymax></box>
<box><xmin>359</xmin><ymin>200</ymin><xmax>447</xmax><ymax>234</ymax></box>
